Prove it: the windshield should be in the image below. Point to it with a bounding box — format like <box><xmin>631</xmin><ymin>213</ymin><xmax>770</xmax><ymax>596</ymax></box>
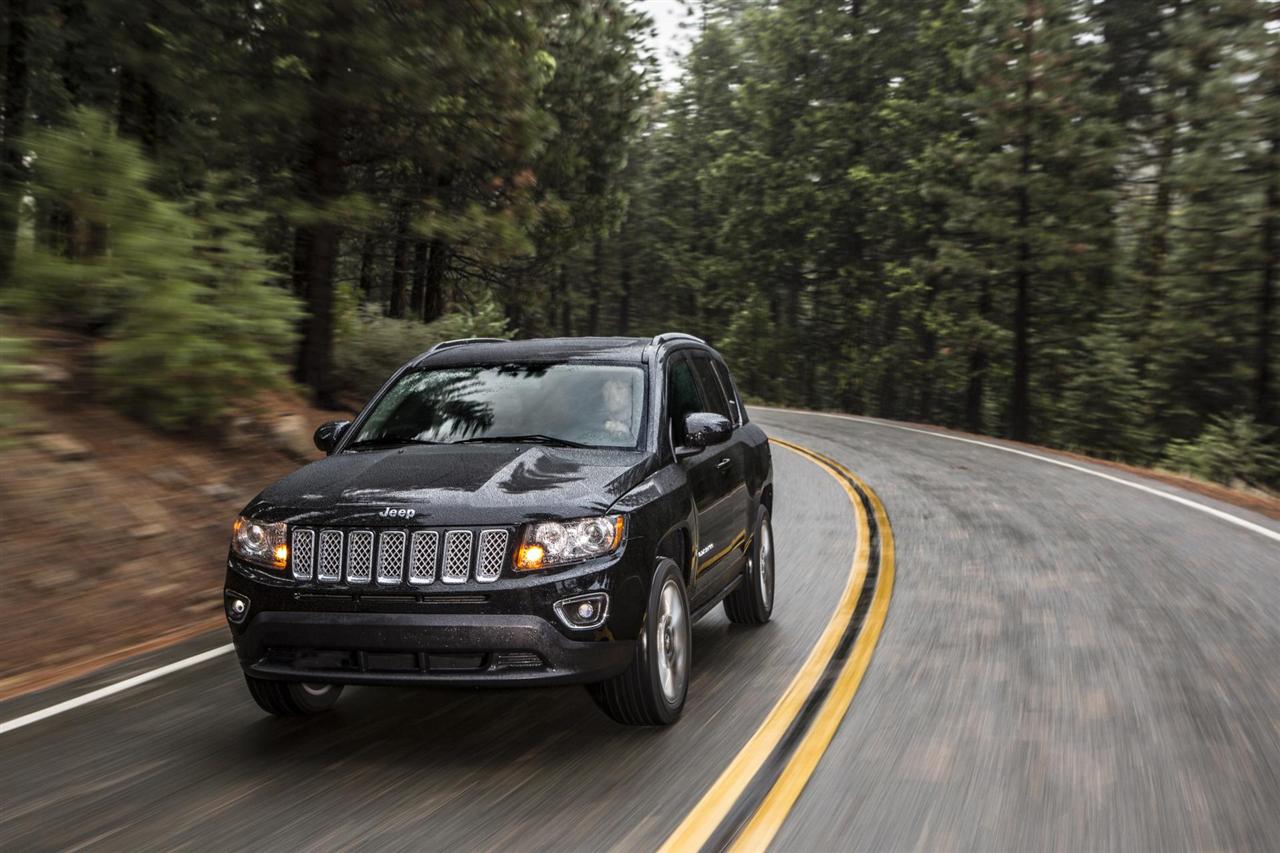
<box><xmin>350</xmin><ymin>363</ymin><xmax>647</xmax><ymax>450</ymax></box>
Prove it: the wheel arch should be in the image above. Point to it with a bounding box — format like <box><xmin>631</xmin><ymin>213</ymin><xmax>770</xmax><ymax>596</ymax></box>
<box><xmin>656</xmin><ymin>525</ymin><xmax>693</xmax><ymax>588</ymax></box>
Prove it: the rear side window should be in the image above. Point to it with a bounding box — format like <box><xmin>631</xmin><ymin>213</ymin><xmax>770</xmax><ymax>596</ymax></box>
<box><xmin>691</xmin><ymin>356</ymin><xmax>732</xmax><ymax>421</ymax></box>
<box><xmin>712</xmin><ymin>360</ymin><xmax>746</xmax><ymax>425</ymax></box>
<box><xmin>667</xmin><ymin>357</ymin><xmax>705</xmax><ymax>445</ymax></box>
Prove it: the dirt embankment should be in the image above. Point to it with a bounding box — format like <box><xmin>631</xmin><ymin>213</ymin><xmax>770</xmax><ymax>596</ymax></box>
<box><xmin>0</xmin><ymin>332</ymin><xmax>353</xmax><ymax>700</ymax></box>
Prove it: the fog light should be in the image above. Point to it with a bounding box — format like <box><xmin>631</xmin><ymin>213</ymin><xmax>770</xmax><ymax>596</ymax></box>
<box><xmin>225</xmin><ymin>590</ymin><xmax>250</xmax><ymax>624</ymax></box>
<box><xmin>554</xmin><ymin>592</ymin><xmax>608</xmax><ymax>630</ymax></box>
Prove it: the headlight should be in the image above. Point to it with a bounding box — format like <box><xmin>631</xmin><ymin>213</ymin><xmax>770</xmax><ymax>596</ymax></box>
<box><xmin>515</xmin><ymin>514</ymin><xmax>625</xmax><ymax>571</ymax></box>
<box><xmin>231</xmin><ymin>516</ymin><xmax>288</xmax><ymax>569</ymax></box>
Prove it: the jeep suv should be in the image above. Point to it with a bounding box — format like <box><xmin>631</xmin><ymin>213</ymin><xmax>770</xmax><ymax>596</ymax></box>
<box><xmin>223</xmin><ymin>334</ymin><xmax>774</xmax><ymax>725</ymax></box>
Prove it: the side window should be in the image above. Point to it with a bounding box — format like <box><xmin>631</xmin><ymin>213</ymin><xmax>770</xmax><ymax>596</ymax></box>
<box><xmin>667</xmin><ymin>356</ymin><xmax>706</xmax><ymax>446</ymax></box>
<box><xmin>691</xmin><ymin>356</ymin><xmax>732</xmax><ymax>421</ymax></box>
<box><xmin>712</xmin><ymin>360</ymin><xmax>745</xmax><ymax>426</ymax></box>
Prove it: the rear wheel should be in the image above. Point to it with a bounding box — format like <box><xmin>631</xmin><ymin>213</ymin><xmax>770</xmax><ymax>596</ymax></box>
<box><xmin>725</xmin><ymin>506</ymin><xmax>774</xmax><ymax>624</ymax></box>
<box><xmin>245</xmin><ymin>676</ymin><xmax>344</xmax><ymax>716</ymax></box>
<box><xmin>589</xmin><ymin>558</ymin><xmax>690</xmax><ymax>726</ymax></box>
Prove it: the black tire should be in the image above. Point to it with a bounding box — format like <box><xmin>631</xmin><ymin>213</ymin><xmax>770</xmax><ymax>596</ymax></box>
<box><xmin>245</xmin><ymin>675</ymin><xmax>344</xmax><ymax>716</ymax></box>
<box><xmin>725</xmin><ymin>506</ymin><xmax>775</xmax><ymax>625</ymax></box>
<box><xmin>589</xmin><ymin>557</ymin><xmax>690</xmax><ymax>726</ymax></box>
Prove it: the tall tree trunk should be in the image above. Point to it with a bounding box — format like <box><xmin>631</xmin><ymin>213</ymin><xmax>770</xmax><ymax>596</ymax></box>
<box><xmin>1259</xmin><ymin>136</ymin><xmax>1278</xmax><ymax>426</ymax></box>
<box><xmin>294</xmin><ymin>217</ymin><xmax>341</xmax><ymax>404</ymax></box>
<box><xmin>117</xmin><ymin>12</ymin><xmax>160</xmax><ymax>156</ymax></box>
<box><xmin>0</xmin><ymin>0</ymin><xmax>29</xmax><ymax>286</ymax></box>
<box><xmin>966</xmin><ymin>279</ymin><xmax>992</xmax><ymax>434</ymax></box>
<box><xmin>358</xmin><ymin>234</ymin><xmax>374</xmax><ymax>298</ymax></box>
<box><xmin>588</xmin><ymin>236</ymin><xmax>603</xmax><ymax>335</ymax></box>
<box><xmin>1137</xmin><ymin>111</ymin><xmax>1176</xmax><ymax>379</ymax></box>
<box><xmin>291</xmin><ymin>228</ymin><xmax>311</xmax><ymax>297</ymax></box>
<box><xmin>504</xmin><ymin>278</ymin><xmax>524</xmax><ymax>331</ymax></box>
<box><xmin>618</xmin><ymin>261</ymin><xmax>632</xmax><ymax>335</ymax></box>
<box><xmin>423</xmin><ymin>239</ymin><xmax>447</xmax><ymax>321</ymax></box>
<box><xmin>388</xmin><ymin>203</ymin><xmax>410</xmax><ymax>318</ymax></box>
<box><xmin>559</xmin><ymin>264</ymin><xmax>572</xmax><ymax>336</ymax></box>
<box><xmin>547</xmin><ymin>263</ymin><xmax>563</xmax><ymax>330</ymax></box>
<box><xmin>292</xmin><ymin>20</ymin><xmax>348</xmax><ymax>405</ymax></box>
<box><xmin>1010</xmin><ymin>11</ymin><xmax>1034</xmax><ymax>442</ymax></box>
<box><xmin>917</xmin><ymin>278</ymin><xmax>939</xmax><ymax>422</ymax></box>
<box><xmin>409</xmin><ymin>240</ymin><xmax>428</xmax><ymax>318</ymax></box>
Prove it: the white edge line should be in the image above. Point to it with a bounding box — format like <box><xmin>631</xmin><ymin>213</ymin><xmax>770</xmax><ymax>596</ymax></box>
<box><xmin>0</xmin><ymin>644</ymin><xmax>234</xmax><ymax>736</ymax></box>
<box><xmin>754</xmin><ymin>406</ymin><xmax>1280</xmax><ymax>544</ymax></box>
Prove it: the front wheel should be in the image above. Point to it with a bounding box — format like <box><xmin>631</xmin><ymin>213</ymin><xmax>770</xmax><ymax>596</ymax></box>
<box><xmin>725</xmin><ymin>506</ymin><xmax>774</xmax><ymax>624</ymax></box>
<box><xmin>245</xmin><ymin>675</ymin><xmax>344</xmax><ymax>716</ymax></box>
<box><xmin>589</xmin><ymin>558</ymin><xmax>690</xmax><ymax>726</ymax></box>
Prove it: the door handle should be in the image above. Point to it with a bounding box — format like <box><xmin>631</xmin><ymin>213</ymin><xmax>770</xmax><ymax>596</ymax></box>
<box><xmin>716</xmin><ymin>457</ymin><xmax>732</xmax><ymax>470</ymax></box>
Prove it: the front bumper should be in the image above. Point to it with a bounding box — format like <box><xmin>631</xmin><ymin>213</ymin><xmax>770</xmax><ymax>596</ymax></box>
<box><xmin>235</xmin><ymin>610</ymin><xmax>634</xmax><ymax>687</ymax></box>
<box><xmin>224</xmin><ymin>547</ymin><xmax>647</xmax><ymax>688</ymax></box>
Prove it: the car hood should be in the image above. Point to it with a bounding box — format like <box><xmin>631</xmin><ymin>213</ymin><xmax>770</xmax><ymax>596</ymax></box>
<box><xmin>244</xmin><ymin>444</ymin><xmax>657</xmax><ymax>528</ymax></box>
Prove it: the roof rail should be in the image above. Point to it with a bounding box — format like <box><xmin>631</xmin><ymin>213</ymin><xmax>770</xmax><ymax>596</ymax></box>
<box><xmin>652</xmin><ymin>332</ymin><xmax>705</xmax><ymax>346</ymax></box>
<box><xmin>428</xmin><ymin>337</ymin><xmax>509</xmax><ymax>354</ymax></box>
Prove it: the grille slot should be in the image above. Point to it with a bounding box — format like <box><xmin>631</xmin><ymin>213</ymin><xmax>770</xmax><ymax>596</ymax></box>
<box><xmin>293</xmin><ymin>526</ymin><xmax>508</xmax><ymax>586</ymax></box>
<box><xmin>476</xmin><ymin>529</ymin><xmax>509</xmax><ymax>582</ymax></box>
<box><xmin>442</xmin><ymin>530</ymin><xmax>473</xmax><ymax>584</ymax></box>
<box><xmin>317</xmin><ymin>530</ymin><xmax>343</xmax><ymax>581</ymax></box>
<box><xmin>409</xmin><ymin>531</ymin><xmax>438</xmax><ymax>584</ymax></box>
<box><xmin>291</xmin><ymin>529</ymin><xmax>315</xmax><ymax>580</ymax></box>
<box><xmin>492</xmin><ymin>651</ymin><xmax>545</xmax><ymax>670</ymax></box>
<box><xmin>346</xmin><ymin>530</ymin><xmax>374</xmax><ymax>583</ymax></box>
<box><xmin>377</xmin><ymin>530</ymin><xmax>406</xmax><ymax>584</ymax></box>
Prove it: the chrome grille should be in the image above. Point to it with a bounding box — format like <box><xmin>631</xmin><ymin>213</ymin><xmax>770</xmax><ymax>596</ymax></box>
<box><xmin>291</xmin><ymin>528</ymin><xmax>315</xmax><ymax>580</ymax></box>
<box><xmin>347</xmin><ymin>530</ymin><xmax>374</xmax><ymax>583</ymax></box>
<box><xmin>442</xmin><ymin>530</ymin><xmax>473</xmax><ymax>584</ymax></box>
<box><xmin>476</xmin><ymin>529</ymin><xmax>508</xmax><ymax>582</ymax></box>
<box><xmin>290</xmin><ymin>526</ymin><xmax>505</xmax><ymax>585</ymax></box>
<box><xmin>317</xmin><ymin>530</ymin><xmax>343</xmax><ymax>581</ymax></box>
<box><xmin>377</xmin><ymin>530</ymin><xmax>406</xmax><ymax>584</ymax></box>
<box><xmin>409</xmin><ymin>531</ymin><xmax>438</xmax><ymax>584</ymax></box>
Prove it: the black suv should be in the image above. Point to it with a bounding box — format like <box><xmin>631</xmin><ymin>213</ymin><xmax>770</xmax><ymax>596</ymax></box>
<box><xmin>224</xmin><ymin>334</ymin><xmax>774</xmax><ymax>725</ymax></box>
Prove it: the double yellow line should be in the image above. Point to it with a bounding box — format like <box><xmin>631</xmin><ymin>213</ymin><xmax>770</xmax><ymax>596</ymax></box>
<box><xmin>659</xmin><ymin>438</ymin><xmax>896</xmax><ymax>853</ymax></box>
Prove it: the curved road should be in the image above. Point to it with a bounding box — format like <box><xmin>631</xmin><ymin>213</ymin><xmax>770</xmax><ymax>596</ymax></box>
<box><xmin>2</xmin><ymin>408</ymin><xmax>1279</xmax><ymax>851</ymax></box>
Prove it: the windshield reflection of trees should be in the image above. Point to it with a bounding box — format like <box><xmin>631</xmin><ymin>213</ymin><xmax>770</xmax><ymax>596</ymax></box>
<box><xmin>368</xmin><ymin>370</ymin><xmax>492</xmax><ymax>441</ymax></box>
<box><xmin>364</xmin><ymin>364</ymin><xmax>557</xmax><ymax>443</ymax></box>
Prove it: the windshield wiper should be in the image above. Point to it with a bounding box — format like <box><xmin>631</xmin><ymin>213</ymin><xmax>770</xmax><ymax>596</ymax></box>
<box><xmin>345</xmin><ymin>437</ymin><xmax>447</xmax><ymax>451</ymax></box>
<box><xmin>452</xmin><ymin>434</ymin><xmax>590</xmax><ymax>449</ymax></box>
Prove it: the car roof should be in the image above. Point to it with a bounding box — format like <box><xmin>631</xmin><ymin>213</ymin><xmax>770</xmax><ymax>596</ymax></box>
<box><xmin>411</xmin><ymin>335</ymin><xmax>713</xmax><ymax>368</ymax></box>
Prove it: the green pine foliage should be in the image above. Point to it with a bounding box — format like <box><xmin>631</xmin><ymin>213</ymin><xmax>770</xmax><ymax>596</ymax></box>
<box><xmin>333</xmin><ymin>299</ymin><xmax>512</xmax><ymax>401</ymax></box>
<box><xmin>602</xmin><ymin>0</ymin><xmax>1278</xmax><ymax>489</ymax></box>
<box><xmin>1</xmin><ymin>0</ymin><xmax>1275</xmax><ymax>488</ymax></box>
<box><xmin>1161</xmin><ymin>413</ymin><xmax>1279</xmax><ymax>489</ymax></box>
<box><xmin>12</xmin><ymin>109</ymin><xmax>301</xmax><ymax>429</ymax></box>
<box><xmin>0</xmin><ymin>324</ymin><xmax>40</xmax><ymax>442</ymax></box>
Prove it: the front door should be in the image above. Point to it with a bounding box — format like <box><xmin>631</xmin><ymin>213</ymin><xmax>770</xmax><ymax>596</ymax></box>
<box><xmin>667</xmin><ymin>354</ymin><xmax>745</xmax><ymax>607</ymax></box>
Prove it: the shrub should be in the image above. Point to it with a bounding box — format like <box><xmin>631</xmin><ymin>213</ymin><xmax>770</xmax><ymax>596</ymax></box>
<box><xmin>0</xmin><ymin>323</ymin><xmax>41</xmax><ymax>442</ymax></box>
<box><xmin>333</xmin><ymin>299</ymin><xmax>512</xmax><ymax>401</ymax></box>
<box><xmin>1160</xmin><ymin>413</ymin><xmax>1279</xmax><ymax>491</ymax></box>
<box><xmin>12</xmin><ymin>109</ymin><xmax>301</xmax><ymax>429</ymax></box>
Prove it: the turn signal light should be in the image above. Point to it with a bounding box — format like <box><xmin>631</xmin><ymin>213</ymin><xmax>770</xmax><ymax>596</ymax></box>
<box><xmin>516</xmin><ymin>543</ymin><xmax>546</xmax><ymax>571</ymax></box>
<box><xmin>272</xmin><ymin>543</ymin><xmax>289</xmax><ymax>569</ymax></box>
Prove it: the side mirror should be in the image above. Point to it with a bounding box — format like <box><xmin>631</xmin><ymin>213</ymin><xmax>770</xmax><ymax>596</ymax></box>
<box><xmin>313</xmin><ymin>420</ymin><xmax>351</xmax><ymax>454</ymax></box>
<box><xmin>680</xmin><ymin>412</ymin><xmax>732</xmax><ymax>454</ymax></box>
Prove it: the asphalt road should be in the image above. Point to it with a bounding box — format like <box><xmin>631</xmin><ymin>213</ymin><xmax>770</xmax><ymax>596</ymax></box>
<box><xmin>3</xmin><ymin>408</ymin><xmax>1279</xmax><ymax>851</ymax></box>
